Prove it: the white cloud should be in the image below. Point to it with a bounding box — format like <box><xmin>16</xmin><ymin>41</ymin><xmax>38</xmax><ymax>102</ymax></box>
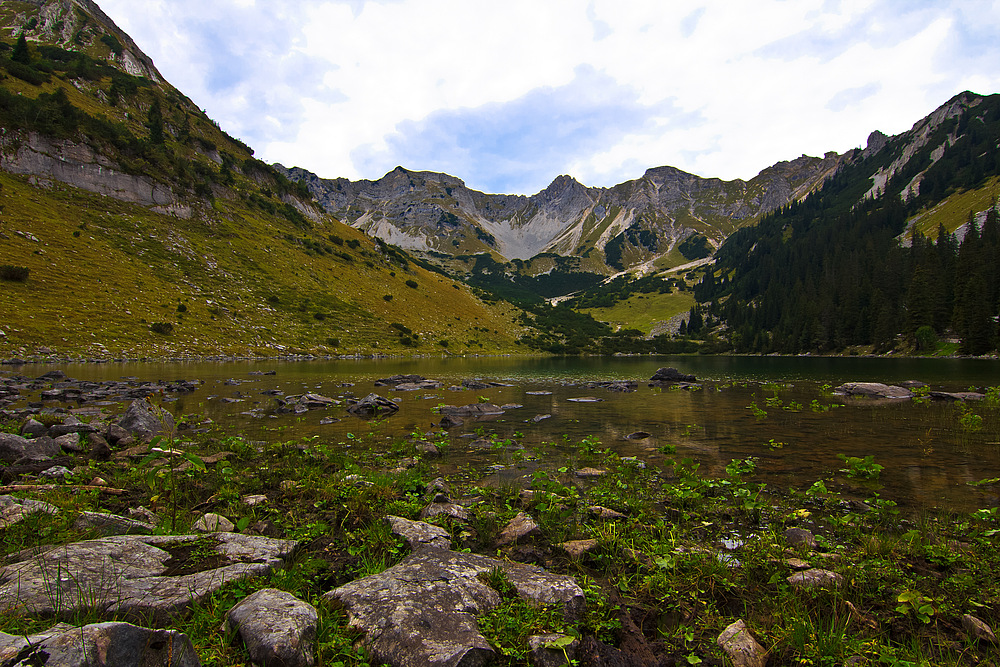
<box><xmin>97</xmin><ymin>0</ymin><xmax>1000</xmax><ymax>194</ymax></box>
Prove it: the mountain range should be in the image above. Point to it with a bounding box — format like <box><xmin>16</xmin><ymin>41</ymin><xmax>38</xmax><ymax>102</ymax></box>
<box><xmin>0</xmin><ymin>0</ymin><xmax>997</xmax><ymax>358</ymax></box>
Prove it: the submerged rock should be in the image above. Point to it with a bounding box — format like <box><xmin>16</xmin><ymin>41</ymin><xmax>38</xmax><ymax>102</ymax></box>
<box><xmin>834</xmin><ymin>382</ymin><xmax>913</xmax><ymax>399</ymax></box>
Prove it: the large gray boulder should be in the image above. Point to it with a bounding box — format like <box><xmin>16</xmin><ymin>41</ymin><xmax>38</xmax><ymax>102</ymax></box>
<box><xmin>226</xmin><ymin>589</ymin><xmax>318</xmax><ymax>667</ymax></box>
<box><xmin>117</xmin><ymin>398</ymin><xmax>176</xmax><ymax>440</ymax></box>
<box><xmin>0</xmin><ymin>533</ymin><xmax>298</xmax><ymax>624</ymax></box>
<box><xmin>325</xmin><ymin>548</ymin><xmax>585</xmax><ymax>667</ymax></box>
<box><xmin>0</xmin><ymin>433</ymin><xmax>61</xmax><ymax>463</ymax></box>
<box><xmin>0</xmin><ymin>621</ymin><xmax>200</xmax><ymax>667</ymax></box>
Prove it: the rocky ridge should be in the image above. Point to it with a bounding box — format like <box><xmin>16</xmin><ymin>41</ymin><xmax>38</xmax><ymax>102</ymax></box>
<box><xmin>279</xmin><ymin>152</ymin><xmax>845</xmax><ymax>271</ymax></box>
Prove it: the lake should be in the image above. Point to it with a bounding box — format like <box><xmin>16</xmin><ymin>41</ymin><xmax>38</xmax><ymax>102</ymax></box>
<box><xmin>4</xmin><ymin>355</ymin><xmax>999</xmax><ymax>513</ymax></box>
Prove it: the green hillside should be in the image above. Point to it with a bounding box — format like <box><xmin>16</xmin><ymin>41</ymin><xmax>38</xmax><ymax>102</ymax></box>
<box><xmin>0</xmin><ymin>13</ymin><xmax>527</xmax><ymax>359</ymax></box>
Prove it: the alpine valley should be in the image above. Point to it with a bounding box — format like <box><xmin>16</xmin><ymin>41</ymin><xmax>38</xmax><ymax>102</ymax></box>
<box><xmin>1</xmin><ymin>0</ymin><xmax>998</xmax><ymax>359</ymax></box>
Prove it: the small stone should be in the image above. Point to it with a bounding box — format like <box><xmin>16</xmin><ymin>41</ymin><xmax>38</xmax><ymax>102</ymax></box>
<box><xmin>716</xmin><ymin>619</ymin><xmax>766</xmax><ymax>667</ymax></box>
<box><xmin>193</xmin><ymin>513</ymin><xmax>235</xmax><ymax>532</ymax></box>
<box><xmin>962</xmin><ymin>614</ymin><xmax>998</xmax><ymax>644</ymax></box>
<box><xmin>243</xmin><ymin>494</ymin><xmax>268</xmax><ymax>507</ymax></box>
<box><xmin>787</xmin><ymin>568</ymin><xmax>843</xmax><ymax>589</ymax></box>
<box><xmin>785</xmin><ymin>558</ymin><xmax>811</xmax><ymax>570</ymax></box>
<box><xmin>40</xmin><ymin>465</ymin><xmax>72</xmax><ymax>479</ymax></box>
<box><xmin>54</xmin><ymin>432</ymin><xmax>82</xmax><ymax>452</ymax></box>
<box><xmin>21</xmin><ymin>418</ymin><xmax>47</xmax><ymax>438</ymax></box>
<box><xmin>529</xmin><ymin>634</ymin><xmax>580</xmax><ymax>667</ymax></box>
<box><xmin>589</xmin><ymin>505</ymin><xmax>626</xmax><ymax>520</ymax></box>
<box><xmin>784</xmin><ymin>527</ymin><xmax>817</xmax><ymax>549</ymax></box>
<box><xmin>575</xmin><ymin>467</ymin><xmax>608</xmax><ymax>478</ymax></box>
<box><xmin>386</xmin><ymin>515</ymin><xmax>452</xmax><ymax>551</ymax></box>
<box><xmin>419</xmin><ymin>502</ymin><xmax>469</xmax><ymax>522</ymax></box>
<box><xmin>558</xmin><ymin>539</ymin><xmax>599</xmax><ymax>558</ymax></box>
<box><xmin>89</xmin><ymin>477</ymin><xmax>108</xmax><ymax>486</ymax></box>
<box><xmin>496</xmin><ymin>511</ymin><xmax>541</xmax><ymax>547</ymax></box>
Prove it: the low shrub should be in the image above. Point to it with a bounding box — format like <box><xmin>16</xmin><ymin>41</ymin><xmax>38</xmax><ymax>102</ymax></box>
<box><xmin>0</xmin><ymin>265</ymin><xmax>30</xmax><ymax>282</ymax></box>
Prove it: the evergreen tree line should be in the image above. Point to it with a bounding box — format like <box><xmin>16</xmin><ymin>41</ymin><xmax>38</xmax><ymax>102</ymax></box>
<box><xmin>695</xmin><ymin>94</ymin><xmax>1000</xmax><ymax>355</ymax></box>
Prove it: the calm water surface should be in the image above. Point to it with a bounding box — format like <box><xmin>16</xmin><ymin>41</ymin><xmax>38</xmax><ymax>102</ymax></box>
<box><xmin>6</xmin><ymin>356</ymin><xmax>1000</xmax><ymax>513</ymax></box>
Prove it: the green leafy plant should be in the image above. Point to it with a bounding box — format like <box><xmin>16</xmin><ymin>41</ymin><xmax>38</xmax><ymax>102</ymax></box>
<box><xmin>837</xmin><ymin>454</ymin><xmax>883</xmax><ymax>480</ymax></box>
<box><xmin>895</xmin><ymin>589</ymin><xmax>936</xmax><ymax>623</ymax></box>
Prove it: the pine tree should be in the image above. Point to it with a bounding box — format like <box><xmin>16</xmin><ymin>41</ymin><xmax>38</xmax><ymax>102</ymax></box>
<box><xmin>12</xmin><ymin>34</ymin><xmax>30</xmax><ymax>65</ymax></box>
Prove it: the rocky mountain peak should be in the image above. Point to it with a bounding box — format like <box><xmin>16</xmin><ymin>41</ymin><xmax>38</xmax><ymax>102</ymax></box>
<box><xmin>11</xmin><ymin>0</ymin><xmax>162</xmax><ymax>81</ymax></box>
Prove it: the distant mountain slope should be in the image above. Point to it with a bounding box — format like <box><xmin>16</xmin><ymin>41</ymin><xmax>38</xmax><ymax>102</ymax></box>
<box><xmin>279</xmin><ymin>151</ymin><xmax>844</xmax><ymax>273</ymax></box>
<box><xmin>694</xmin><ymin>91</ymin><xmax>1000</xmax><ymax>355</ymax></box>
<box><xmin>0</xmin><ymin>0</ymin><xmax>526</xmax><ymax>359</ymax></box>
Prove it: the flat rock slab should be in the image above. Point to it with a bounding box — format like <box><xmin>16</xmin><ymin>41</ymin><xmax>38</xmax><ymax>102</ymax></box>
<box><xmin>0</xmin><ymin>533</ymin><xmax>298</xmax><ymax>624</ymax></box>
<box><xmin>325</xmin><ymin>548</ymin><xmax>585</xmax><ymax>667</ymax></box>
<box><xmin>0</xmin><ymin>621</ymin><xmax>200</xmax><ymax>667</ymax></box>
<box><xmin>438</xmin><ymin>404</ymin><xmax>505</xmax><ymax>418</ymax></box>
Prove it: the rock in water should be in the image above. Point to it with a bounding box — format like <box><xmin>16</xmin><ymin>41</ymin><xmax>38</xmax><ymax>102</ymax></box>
<box><xmin>345</xmin><ymin>393</ymin><xmax>400</xmax><ymax>418</ymax></box>
<box><xmin>650</xmin><ymin>367</ymin><xmax>696</xmax><ymax>382</ymax></box>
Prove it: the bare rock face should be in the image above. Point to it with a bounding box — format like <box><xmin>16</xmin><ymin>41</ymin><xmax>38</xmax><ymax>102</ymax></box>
<box><xmin>226</xmin><ymin>589</ymin><xmax>318</xmax><ymax>667</ymax></box>
<box><xmin>0</xmin><ymin>132</ymin><xmax>190</xmax><ymax>218</ymax></box>
<box><xmin>325</xmin><ymin>548</ymin><xmax>585</xmax><ymax>667</ymax></box>
<box><xmin>73</xmin><ymin>511</ymin><xmax>156</xmax><ymax>536</ymax></box>
<box><xmin>0</xmin><ymin>621</ymin><xmax>200</xmax><ymax>667</ymax></box>
<box><xmin>0</xmin><ymin>533</ymin><xmax>298</xmax><ymax>624</ymax></box>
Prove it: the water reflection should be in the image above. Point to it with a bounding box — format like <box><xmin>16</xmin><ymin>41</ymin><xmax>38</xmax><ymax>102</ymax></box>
<box><xmin>4</xmin><ymin>356</ymin><xmax>999</xmax><ymax>513</ymax></box>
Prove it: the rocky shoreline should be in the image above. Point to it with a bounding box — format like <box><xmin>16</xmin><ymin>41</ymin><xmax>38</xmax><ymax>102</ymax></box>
<box><xmin>0</xmin><ymin>369</ymin><xmax>998</xmax><ymax>665</ymax></box>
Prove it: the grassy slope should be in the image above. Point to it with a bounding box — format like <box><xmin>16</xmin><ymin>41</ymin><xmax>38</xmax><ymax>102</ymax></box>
<box><xmin>906</xmin><ymin>175</ymin><xmax>1000</xmax><ymax>239</ymax></box>
<box><xmin>0</xmin><ymin>171</ymin><xmax>527</xmax><ymax>358</ymax></box>
<box><xmin>0</xmin><ymin>14</ymin><xmax>529</xmax><ymax>359</ymax></box>
<box><xmin>581</xmin><ymin>290</ymin><xmax>696</xmax><ymax>334</ymax></box>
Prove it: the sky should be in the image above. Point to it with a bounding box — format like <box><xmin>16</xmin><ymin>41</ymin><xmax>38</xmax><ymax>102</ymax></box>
<box><xmin>97</xmin><ymin>0</ymin><xmax>1000</xmax><ymax>195</ymax></box>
